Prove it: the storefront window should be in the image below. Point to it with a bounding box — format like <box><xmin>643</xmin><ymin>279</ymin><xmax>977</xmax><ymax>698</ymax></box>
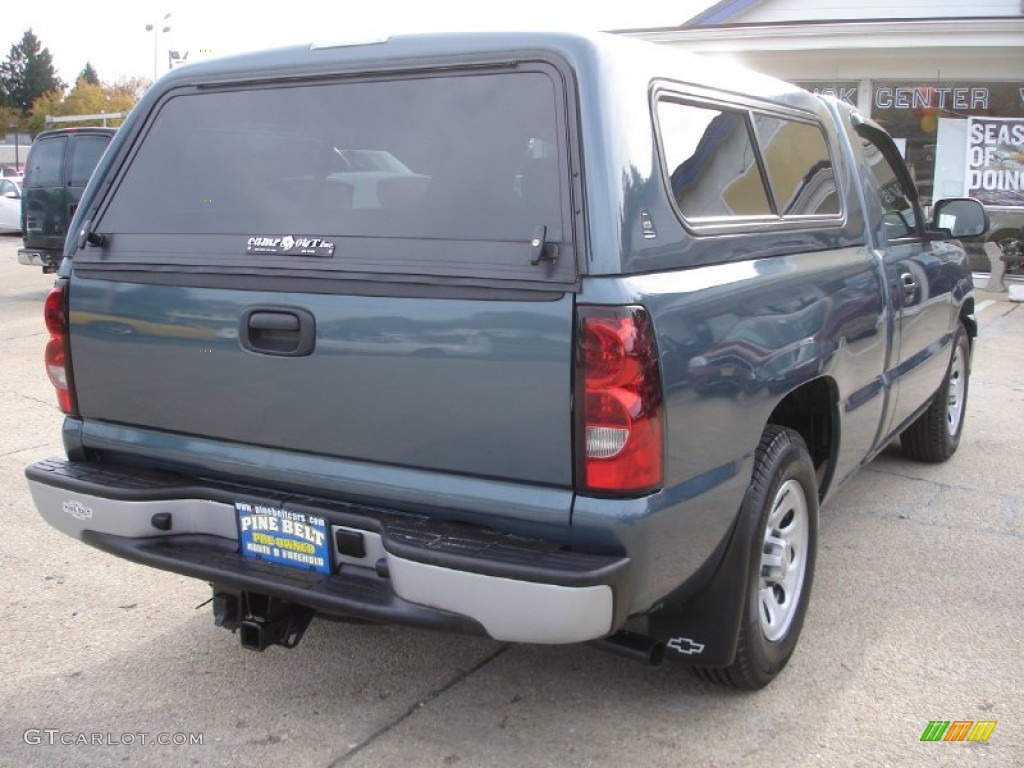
<box><xmin>796</xmin><ymin>80</ymin><xmax>1024</xmax><ymax>274</ymax></box>
<box><xmin>869</xmin><ymin>82</ymin><xmax>1024</xmax><ymax>207</ymax></box>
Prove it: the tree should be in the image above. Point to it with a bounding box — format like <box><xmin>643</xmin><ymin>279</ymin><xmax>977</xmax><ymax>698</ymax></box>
<box><xmin>0</xmin><ymin>30</ymin><xmax>65</xmax><ymax>116</ymax></box>
<box><xmin>79</xmin><ymin>62</ymin><xmax>100</xmax><ymax>86</ymax></box>
<box><xmin>0</xmin><ymin>105</ymin><xmax>21</xmax><ymax>133</ymax></box>
<box><xmin>28</xmin><ymin>77</ymin><xmax>145</xmax><ymax>135</ymax></box>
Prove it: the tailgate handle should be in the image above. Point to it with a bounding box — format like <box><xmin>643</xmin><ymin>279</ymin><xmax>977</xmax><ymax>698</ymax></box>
<box><xmin>250</xmin><ymin>312</ymin><xmax>299</xmax><ymax>332</ymax></box>
<box><xmin>240</xmin><ymin>307</ymin><xmax>316</xmax><ymax>357</ymax></box>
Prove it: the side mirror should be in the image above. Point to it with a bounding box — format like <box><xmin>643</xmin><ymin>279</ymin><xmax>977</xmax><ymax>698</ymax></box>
<box><xmin>2</xmin><ymin>191</ymin><xmax>18</xmax><ymax>200</ymax></box>
<box><xmin>930</xmin><ymin>198</ymin><xmax>989</xmax><ymax>239</ymax></box>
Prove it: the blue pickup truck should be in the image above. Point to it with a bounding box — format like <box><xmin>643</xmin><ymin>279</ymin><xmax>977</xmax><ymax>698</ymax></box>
<box><xmin>25</xmin><ymin>32</ymin><xmax>987</xmax><ymax>689</ymax></box>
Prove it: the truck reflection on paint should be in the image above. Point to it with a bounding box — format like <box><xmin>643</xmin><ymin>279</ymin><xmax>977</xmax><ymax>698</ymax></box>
<box><xmin>687</xmin><ymin>298</ymin><xmax>830</xmax><ymax>397</ymax></box>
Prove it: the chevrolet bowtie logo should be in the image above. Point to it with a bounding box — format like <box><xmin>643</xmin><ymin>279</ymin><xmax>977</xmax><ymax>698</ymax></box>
<box><xmin>667</xmin><ymin>637</ymin><xmax>705</xmax><ymax>655</ymax></box>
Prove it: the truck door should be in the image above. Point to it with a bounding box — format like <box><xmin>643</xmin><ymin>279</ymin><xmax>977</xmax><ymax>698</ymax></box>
<box><xmin>22</xmin><ymin>133</ymin><xmax>68</xmax><ymax>251</ymax></box>
<box><xmin>853</xmin><ymin>123</ymin><xmax>960</xmax><ymax>437</ymax></box>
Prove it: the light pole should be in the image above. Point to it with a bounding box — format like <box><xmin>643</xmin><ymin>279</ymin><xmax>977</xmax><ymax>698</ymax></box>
<box><xmin>145</xmin><ymin>13</ymin><xmax>172</xmax><ymax>81</ymax></box>
<box><xmin>7</xmin><ymin>125</ymin><xmax>17</xmax><ymax>174</ymax></box>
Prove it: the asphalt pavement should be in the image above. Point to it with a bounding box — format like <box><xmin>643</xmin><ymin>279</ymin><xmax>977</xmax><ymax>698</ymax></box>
<box><xmin>0</xmin><ymin>234</ymin><xmax>1020</xmax><ymax>767</ymax></box>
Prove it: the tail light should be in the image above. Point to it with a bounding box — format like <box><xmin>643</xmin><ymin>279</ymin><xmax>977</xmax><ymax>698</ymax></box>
<box><xmin>576</xmin><ymin>305</ymin><xmax>664</xmax><ymax>495</ymax></box>
<box><xmin>44</xmin><ymin>283</ymin><xmax>77</xmax><ymax>416</ymax></box>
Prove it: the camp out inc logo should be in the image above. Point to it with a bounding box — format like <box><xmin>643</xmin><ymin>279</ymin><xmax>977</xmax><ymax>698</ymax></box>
<box><xmin>920</xmin><ymin>720</ymin><xmax>996</xmax><ymax>742</ymax></box>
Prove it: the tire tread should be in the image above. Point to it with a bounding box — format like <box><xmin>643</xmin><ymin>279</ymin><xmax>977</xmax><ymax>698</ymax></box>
<box><xmin>902</xmin><ymin>323</ymin><xmax>970</xmax><ymax>463</ymax></box>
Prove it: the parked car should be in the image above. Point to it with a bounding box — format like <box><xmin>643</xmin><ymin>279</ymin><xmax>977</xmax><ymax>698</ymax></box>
<box><xmin>17</xmin><ymin>127</ymin><xmax>115</xmax><ymax>271</ymax></box>
<box><xmin>0</xmin><ymin>178</ymin><xmax>22</xmax><ymax>233</ymax></box>
<box><xmin>24</xmin><ymin>32</ymin><xmax>986</xmax><ymax>690</ymax></box>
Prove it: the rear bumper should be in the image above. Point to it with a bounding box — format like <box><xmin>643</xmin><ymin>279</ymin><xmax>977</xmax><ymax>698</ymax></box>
<box><xmin>26</xmin><ymin>458</ymin><xmax>630</xmax><ymax>644</ymax></box>
<box><xmin>17</xmin><ymin>248</ymin><xmax>59</xmax><ymax>268</ymax></box>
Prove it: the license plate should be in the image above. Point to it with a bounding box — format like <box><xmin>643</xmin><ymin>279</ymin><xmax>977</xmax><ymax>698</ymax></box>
<box><xmin>236</xmin><ymin>502</ymin><xmax>331</xmax><ymax>574</ymax></box>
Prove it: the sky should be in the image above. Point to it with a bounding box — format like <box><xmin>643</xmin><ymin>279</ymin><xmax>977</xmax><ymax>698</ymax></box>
<box><xmin>1</xmin><ymin>0</ymin><xmax>718</xmax><ymax>85</ymax></box>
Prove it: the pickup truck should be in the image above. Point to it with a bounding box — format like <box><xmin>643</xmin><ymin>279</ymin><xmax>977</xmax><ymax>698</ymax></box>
<box><xmin>24</xmin><ymin>32</ymin><xmax>988</xmax><ymax>690</ymax></box>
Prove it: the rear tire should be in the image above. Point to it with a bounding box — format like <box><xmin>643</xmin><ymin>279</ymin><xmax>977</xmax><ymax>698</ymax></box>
<box><xmin>901</xmin><ymin>323</ymin><xmax>970</xmax><ymax>463</ymax></box>
<box><xmin>696</xmin><ymin>426</ymin><xmax>818</xmax><ymax>690</ymax></box>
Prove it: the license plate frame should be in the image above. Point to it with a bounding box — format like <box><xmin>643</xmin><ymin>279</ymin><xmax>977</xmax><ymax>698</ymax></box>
<box><xmin>236</xmin><ymin>502</ymin><xmax>331</xmax><ymax>575</ymax></box>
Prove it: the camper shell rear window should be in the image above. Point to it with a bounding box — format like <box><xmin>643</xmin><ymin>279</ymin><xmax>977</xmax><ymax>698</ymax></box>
<box><xmin>88</xmin><ymin>64</ymin><xmax>576</xmax><ymax>288</ymax></box>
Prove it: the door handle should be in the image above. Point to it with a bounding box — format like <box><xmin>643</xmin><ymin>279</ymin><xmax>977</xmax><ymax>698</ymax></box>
<box><xmin>239</xmin><ymin>307</ymin><xmax>316</xmax><ymax>356</ymax></box>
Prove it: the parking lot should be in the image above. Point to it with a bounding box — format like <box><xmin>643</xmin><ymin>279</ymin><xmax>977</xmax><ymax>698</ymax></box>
<box><xmin>0</xmin><ymin>233</ymin><xmax>1020</xmax><ymax>767</ymax></box>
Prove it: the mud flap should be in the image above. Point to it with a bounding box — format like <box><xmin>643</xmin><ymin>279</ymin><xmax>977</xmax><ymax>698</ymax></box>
<box><xmin>643</xmin><ymin>505</ymin><xmax>755</xmax><ymax>668</ymax></box>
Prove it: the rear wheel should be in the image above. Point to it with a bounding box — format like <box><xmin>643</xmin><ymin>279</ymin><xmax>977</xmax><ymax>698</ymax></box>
<box><xmin>901</xmin><ymin>323</ymin><xmax>970</xmax><ymax>462</ymax></box>
<box><xmin>696</xmin><ymin>426</ymin><xmax>818</xmax><ymax>690</ymax></box>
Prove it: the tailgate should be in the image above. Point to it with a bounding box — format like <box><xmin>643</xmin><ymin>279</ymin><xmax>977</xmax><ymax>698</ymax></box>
<box><xmin>69</xmin><ymin>280</ymin><xmax>575</xmax><ymax>486</ymax></box>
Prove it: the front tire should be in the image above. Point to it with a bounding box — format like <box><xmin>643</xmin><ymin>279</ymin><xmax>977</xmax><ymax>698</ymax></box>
<box><xmin>901</xmin><ymin>322</ymin><xmax>971</xmax><ymax>463</ymax></box>
<box><xmin>697</xmin><ymin>426</ymin><xmax>818</xmax><ymax>690</ymax></box>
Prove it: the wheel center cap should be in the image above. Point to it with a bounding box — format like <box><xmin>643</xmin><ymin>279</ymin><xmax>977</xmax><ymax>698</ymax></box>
<box><xmin>762</xmin><ymin>532</ymin><xmax>789</xmax><ymax>581</ymax></box>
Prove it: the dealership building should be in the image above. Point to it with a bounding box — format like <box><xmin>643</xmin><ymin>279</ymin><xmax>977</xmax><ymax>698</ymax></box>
<box><xmin>622</xmin><ymin>0</ymin><xmax>1024</xmax><ymax>263</ymax></box>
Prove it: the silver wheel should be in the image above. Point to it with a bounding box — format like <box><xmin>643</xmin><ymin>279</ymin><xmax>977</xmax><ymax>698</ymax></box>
<box><xmin>758</xmin><ymin>478</ymin><xmax>810</xmax><ymax>643</ymax></box>
<box><xmin>945</xmin><ymin>343</ymin><xmax>966</xmax><ymax>436</ymax></box>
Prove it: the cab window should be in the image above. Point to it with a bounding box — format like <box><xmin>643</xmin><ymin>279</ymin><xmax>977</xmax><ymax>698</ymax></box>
<box><xmin>855</xmin><ymin>125</ymin><xmax>920</xmax><ymax>240</ymax></box>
